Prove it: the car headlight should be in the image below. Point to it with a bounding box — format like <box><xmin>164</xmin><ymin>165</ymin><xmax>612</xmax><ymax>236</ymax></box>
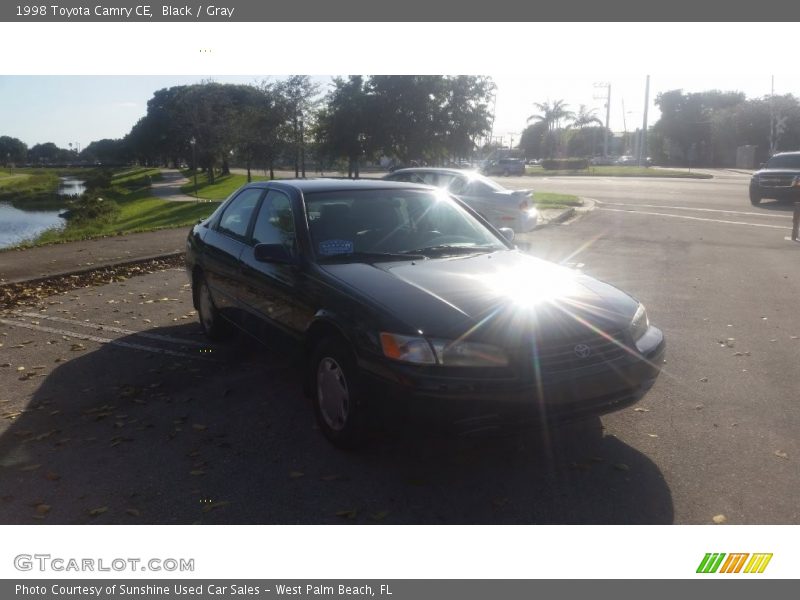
<box><xmin>429</xmin><ymin>339</ymin><xmax>509</xmax><ymax>367</ymax></box>
<box><xmin>379</xmin><ymin>333</ymin><xmax>437</xmax><ymax>365</ymax></box>
<box><xmin>629</xmin><ymin>303</ymin><xmax>649</xmax><ymax>341</ymax></box>
<box><xmin>379</xmin><ymin>333</ymin><xmax>508</xmax><ymax>367</ymax></box>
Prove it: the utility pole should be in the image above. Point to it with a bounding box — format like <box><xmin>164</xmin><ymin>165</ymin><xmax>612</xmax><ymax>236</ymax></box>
<box><xmin>593</xmin><ymin>82</ymin><xmax>612</xmax><ymax>157</ymax></box>
<box><xmin>638</xmin><ymin>75</ymin><xmax>650</xmax><ymax>167</ymax></box>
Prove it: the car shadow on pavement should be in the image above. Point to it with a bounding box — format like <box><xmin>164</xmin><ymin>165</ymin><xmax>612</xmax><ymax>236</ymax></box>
<box><xmin>0</xmin><ymin>326</ymin><xmax>673</xmax><ymax>525</ymax></box>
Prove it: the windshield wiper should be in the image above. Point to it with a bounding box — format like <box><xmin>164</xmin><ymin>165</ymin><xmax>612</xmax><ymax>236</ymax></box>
<box><xmin>318</xmin><ymin>251</ymin><xmax>426</xmax><ymax>263</ymax></box>
<box><xmin>400</xmin><ymin>245</ymin><xmax>497</xmax><ymax>256</ymax></box>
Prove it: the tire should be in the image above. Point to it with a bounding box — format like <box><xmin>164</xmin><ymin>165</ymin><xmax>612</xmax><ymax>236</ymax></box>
<box><xmin>749</xmin><ymin>188</ymin><xmax>762</xmax><ymax>205</ymax></box>
<box><xmin>195</xmin><ymin>274</ymin><xmax>234</xmax><ymax>341</ymax></box>
<box><xmin>310</xmin><ymin>338</ymin><xmax>367</xmax><ymax>448</ymax></box>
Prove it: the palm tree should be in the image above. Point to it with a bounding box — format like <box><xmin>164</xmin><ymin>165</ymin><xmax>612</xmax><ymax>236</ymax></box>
<box><xmin>571</xmin><ymin>105</ymin><xmax>603</xmax><ymax>129</ymax></box>
<box><xmin>527</xmin><ymin>100</ymin><xmax>573</xmax><ymax>132</ymax></box>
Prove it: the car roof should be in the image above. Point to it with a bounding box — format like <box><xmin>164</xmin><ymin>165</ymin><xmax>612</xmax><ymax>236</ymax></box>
<box><xmin>243</xmin><ymin>177</ymin><xmax>432</xmax><ymax>193</ymax></box>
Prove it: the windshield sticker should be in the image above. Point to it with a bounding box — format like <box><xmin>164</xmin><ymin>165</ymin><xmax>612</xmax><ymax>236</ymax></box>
<box><xmin>319</xmin><ymin>239</ymin><xmax>354</xmax><ymax>256</ymax></box>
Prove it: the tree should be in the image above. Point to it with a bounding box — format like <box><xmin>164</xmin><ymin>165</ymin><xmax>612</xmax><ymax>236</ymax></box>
<box><xmin>234</xmin><ymin>82</ymin><xmax>289</xmax><ymax>181</ymax></box>
<box><xmin>27</xmin><ymin>142</ymin><xmax>63</xmax><ymax>165</ymax></box>
<box><xmin>0</xmin><ymin>136</ymin><xmax>27</xmax><ymax>165</ymax></box>
<box><xmin>527</xmin><ymin>99</ymin><xmax>573</xmax><ymax>132</ymax></box>
<box><xmin>315</xmin><ymin>76</ymin><xmax>373</xmax><ymax>178</ymax></box>
<box><xmin>276</xmin><ymin>75</ymin><xmax>320</xmax><ymax>178</ymax></box>
<box><xmin>571</xmin><ymin>105</ymin><xmax>602</xmax><ymax>129</ymax></box>
<box><xmin>653</xmin><ymin>89</ymin><xmax>745</xmax><ymax>165</ymax></box>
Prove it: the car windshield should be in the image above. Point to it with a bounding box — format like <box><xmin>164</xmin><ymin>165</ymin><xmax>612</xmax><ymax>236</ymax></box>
<box><xmin>464</xmin><ymin>172</ymin><xmax>505</xmax><ymax>192</ymax></box>
<box><xmin>304</xmin><ymin>188</ymin><xmax>508</xmax><ymax>260</ymax></box>
<box><xmin>765</xmin><ymin>154</ymin><xmax>800</xmax><ymax>169</ymax></box>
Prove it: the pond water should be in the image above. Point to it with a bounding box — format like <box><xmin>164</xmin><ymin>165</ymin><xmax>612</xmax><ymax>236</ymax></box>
<box><xmin>0</xmin><ymin>202</ymin><xmax>66</xmax><ymax>249</ymax></box>
<box><xmin>0</xmin><ymin>176</ymin><xmax>85</xmax><ymax>249</ymax></box>
<box><xmin>58</xmin><ymin>176</ymin><xmax>87</xmax><ymax>197</ymax></box>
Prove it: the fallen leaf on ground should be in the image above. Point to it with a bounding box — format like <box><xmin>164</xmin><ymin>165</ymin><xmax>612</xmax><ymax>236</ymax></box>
<box><xmin>192</xmin><ymin>424</ymin><xmax>207</xmax><ymax>431</ymax></box>
<box><xmin>712</xmin><ymin>514</ymin><xmax>727</xmax><ymax>524</ymax></box>
<box><xmin>19</xmin><ymin>464</ymin><xmax>41</xmax><ymax>472</ymax></box>
<box><xmin>774</xmin><ymin>450</ymin><xmax>788</xmax><ymax>460</ymax></box>
<box><xmin>189</xmin><ymin>470</ymin><xmax>206</xmax><ymax>476</ymax></box>
<box><xmin>35</xmin><ymin>504</ymin><xmax>51</xmax><ymax>515</ymax></box>
<box><xmin>613</xmin><ymin>463</ymin><xmax>630</xmax><ymax>472</ymax></box>
<box><xmin>89</xmin><ymin>506</ymin><xmax>108</xmax><ymax>517</ymax></box>
<box><xmin>321</xmin><ymin>474</ymin><xmax>341</xmax><ymax>482</ymax></box>
<box><xmin>125</xmin><ymin>508</ymin><xmax>141</xmax><ymax>517</ymax></box>
<box><xmin>634</xmin><ymin>407</ymin><xmax>650</xmax><ymax>412</ymax></box>
<box><xmin>289</xmin><ymin>471</ymin><xmax>305</xmax><ymax>479</ymax></box>
<box><xmin>335</xmin><ymin>509</ymin><xmax>357</xmax><ymax>520</ymax></box>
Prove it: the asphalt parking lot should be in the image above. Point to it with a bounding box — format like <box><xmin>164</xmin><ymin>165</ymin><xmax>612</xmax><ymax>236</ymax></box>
<box><xmin>0</xmin><ymin>266</ymin><xmax>677</xmax><ymax>525</ymax></box>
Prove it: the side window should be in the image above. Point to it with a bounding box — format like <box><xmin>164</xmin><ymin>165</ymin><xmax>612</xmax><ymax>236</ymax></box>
<box><xmin>218</xmin><ymin>188</ymin><xmax>262</xmax><ymax>239</ymax></box>
<box><xmin>251</xmin><ymin>190</ymin><xmax>296</xmax><ymax>251</ymax></box>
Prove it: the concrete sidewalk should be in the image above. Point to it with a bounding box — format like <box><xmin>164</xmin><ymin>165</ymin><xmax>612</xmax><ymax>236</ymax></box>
<box><xmin>152</xmin><ymin>169</ymin><xmax>200</xmax><ymax>202</ymax></box>
<box><xmin>0</xmin><ymin>228</ymin><xmax>188</xmax><ymax>285</ymax></box>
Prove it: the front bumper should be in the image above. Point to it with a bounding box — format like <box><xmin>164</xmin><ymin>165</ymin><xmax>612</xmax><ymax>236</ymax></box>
<box><xmin>359</xmin><ymin>327</ymin><xmax>666</xmax><ymax>434</ymax></box>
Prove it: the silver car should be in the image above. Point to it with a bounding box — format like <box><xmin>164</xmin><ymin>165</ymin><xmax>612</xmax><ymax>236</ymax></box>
<box><xmin>382</xmin><ymin>168</ymin><xmax>538</xmax><ymax>233</ymax></box>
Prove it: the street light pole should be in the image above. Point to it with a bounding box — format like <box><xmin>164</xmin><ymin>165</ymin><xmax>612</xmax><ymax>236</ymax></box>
<box><xmin>190</xmin><ymin>137</ymin><xmax>198</xmax><ymax>202</ymax></box>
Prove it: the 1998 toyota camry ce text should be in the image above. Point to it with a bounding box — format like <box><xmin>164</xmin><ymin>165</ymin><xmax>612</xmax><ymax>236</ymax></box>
<box><xmin>186</xmin><ymin>179</ymin><xmax>665</xmax><ymax>447</ymax></box>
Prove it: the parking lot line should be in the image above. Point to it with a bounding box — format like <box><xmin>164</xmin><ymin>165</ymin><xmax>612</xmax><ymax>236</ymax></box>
<box><xmin>597</xmin><ymin>207</ymin><xmax>788</xmax><ymax>230</ymax></box>
<box><xmin>0</xmin><ymin>317</ymin><xmax>209</xmax><ymax>360</ymax></box>
<box><xmin>13</xmin><ymin>311</ymin><xmax>207</xmax><ymax>347</ymax></box>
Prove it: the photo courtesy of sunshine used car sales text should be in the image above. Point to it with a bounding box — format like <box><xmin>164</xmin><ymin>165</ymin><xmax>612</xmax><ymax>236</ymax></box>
<box><xmin>14</xmin><ymin>583</ymin><xmax>391</xmax><ymax>597</ymax></box>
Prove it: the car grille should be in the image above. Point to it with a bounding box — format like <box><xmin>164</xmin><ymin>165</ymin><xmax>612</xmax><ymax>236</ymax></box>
<box><xmin>530</xmin><ymin>330</ymin><xmax>630</xmax><ymax>375</ymax></box>
<box><xmin>759</xmin><ymin>174</ymin><xmax>796</xmax><ymax>188</ymax></box>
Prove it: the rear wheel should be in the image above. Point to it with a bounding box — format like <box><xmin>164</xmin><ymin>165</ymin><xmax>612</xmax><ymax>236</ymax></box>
<box><xmin>311</xmin><ymin>338</ymin><xmax>367</xmax><ymax>448</ymax></box>
<box><xmin>195</xmin><ymin>275</ymin><xmax>234</xmax><ymax>341</ymax></box>
<box><xmin>749</xmin><ymin>188</ymin><xmax>762</xmax><ymax>205</ymax></box>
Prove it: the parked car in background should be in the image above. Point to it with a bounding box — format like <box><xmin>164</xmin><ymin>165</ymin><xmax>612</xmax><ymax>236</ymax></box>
<box><xmin>482</xmin><ymin>157</ymin><xmax>526</xmax><ymax>176</ymax></box>
<box><xmin>749</xmin><ymin>151</ymin><xmax>800</xmax><ymax>205</ymax></box>
<box><xmin>186</xmin><ymin>178</ymin><xmax>665</xmax><ymax>447</ymax></box>
<box><xmin>382</xmin><ymin>167</ymin><xmax>538</xmax><ymax>233</ymax></box>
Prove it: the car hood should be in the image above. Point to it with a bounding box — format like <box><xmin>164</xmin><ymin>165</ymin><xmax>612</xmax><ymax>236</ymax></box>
<box><xmin>755</xmin><ymin>169</ymin><xmax>800</xmax><ymax>176</ymax></box>
<box><xmin>320</xmin><ymin>250</ymin><xmax>639</xmax><ymax>342</ymax></box>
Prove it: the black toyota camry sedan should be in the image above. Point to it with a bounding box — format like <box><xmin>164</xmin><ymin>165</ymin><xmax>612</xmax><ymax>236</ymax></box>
<box><xmin>186</xmin><ymin>179</ymin><xmax>665</xmax><ymax>447</ymax></box>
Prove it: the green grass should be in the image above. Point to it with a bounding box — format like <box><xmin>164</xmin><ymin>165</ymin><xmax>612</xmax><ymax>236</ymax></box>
<box><xmin>180</xmin><ymin>171</ymin><xmax>270</xmax><ymax>200</ymax></box>
<box><xmin>31</xmin><ymin>186</ymin><xmax>219</xmax><ymax>246</ymax></box>
<box><xmin>525</xmin><ymin>165</ymin><xmax>713</xmax><ymax>179</ymax></box>
<box><xmin>532</xmin><ymin>192</ymin><xmax>583</xmax><ymax>209</ymax></box>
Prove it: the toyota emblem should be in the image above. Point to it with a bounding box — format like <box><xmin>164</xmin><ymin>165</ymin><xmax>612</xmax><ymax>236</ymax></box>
<box><xmin>574</xmin><ymin>343</ymin><xmax>591</xmax><ymax>358</ymax></box>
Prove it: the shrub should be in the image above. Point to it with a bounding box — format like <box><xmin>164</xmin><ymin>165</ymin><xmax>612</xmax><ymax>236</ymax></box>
<box><xmin>541</xmin><ymin>158</ymin><xmax>589</xmax><ymax>170</ymax></box>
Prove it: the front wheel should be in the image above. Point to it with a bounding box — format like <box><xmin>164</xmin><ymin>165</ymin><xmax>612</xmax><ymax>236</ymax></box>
<box><xmin>311</xmin><ymin>338</ymin><xmax>367</xmax><ymax>448</ymax></box>
<box><xmin>749</xmin><ymin>188</ymin><xmax>762</xmax><ymax>205</ymax></box>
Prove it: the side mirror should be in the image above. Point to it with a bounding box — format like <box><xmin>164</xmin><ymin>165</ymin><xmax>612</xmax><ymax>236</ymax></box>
<box><xmin>498</xmin><ymin>227</ymin><xmax>515</xmax><ymax>242</ymax></box>
<box><xmin>254</xmin><ymin>243</ymin><xmax>295</xmax><ymax>264</ymax></box>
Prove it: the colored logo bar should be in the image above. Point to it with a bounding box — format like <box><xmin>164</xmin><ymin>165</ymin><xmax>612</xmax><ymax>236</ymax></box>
<box><xmin>697</xmin><ymin>553</ymin><xmax>773</xmax><ymax>573</ymax></box>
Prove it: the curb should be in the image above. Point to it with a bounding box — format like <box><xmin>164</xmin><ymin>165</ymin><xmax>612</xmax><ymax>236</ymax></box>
<box><xmin>0</xmin><ymin>250</ymin><xmax>185</xmax><ymax>288</ymax></box>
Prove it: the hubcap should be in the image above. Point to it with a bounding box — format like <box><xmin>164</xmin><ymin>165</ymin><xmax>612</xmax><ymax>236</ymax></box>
<box><xmin>198</xmin><ymin>282</ymin><xmax>215</xmax><ymax>331</ymax></box>
<box><xmin>316</xmin><ymin>357</ymin><xmax>349</xmax><ymax>431</ymax></box>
